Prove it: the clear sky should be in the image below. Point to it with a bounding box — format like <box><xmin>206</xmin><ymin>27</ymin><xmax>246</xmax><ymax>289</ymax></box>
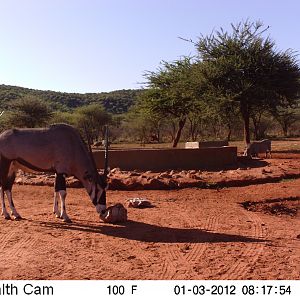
<box><xmin>0</xmin><ymin>0</ymin><xmax>299</xmax><ymax>93</ymax></box>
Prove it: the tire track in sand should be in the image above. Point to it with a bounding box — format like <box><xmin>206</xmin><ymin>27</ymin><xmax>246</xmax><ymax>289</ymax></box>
<box><xmin>219</xmin><ymin>211</ymin><xmax>268</xmax><ymax>279</ymax></box>
<box><xmin>6</xmin><ymin>235</ymin><xmax>37</xmax><ymax>258</ymax></box>
<box><xmin>185</xmin><ymin>215</ymin><xmax>219</xmax><ymax>263</ymax></box>
<box><xmin>0</xmin><ymin>229</ymin><xmax>17</xmax><ymax>252</ymax></box>
<box><xmin>159</xmin><ymin>209</ymin><xmax>220</xmax><ymax>279</ymax></box>
<box><xmin>0</xmin><ymin>220</ymin><xmax>38</xmax><ymax>264</ymax></box>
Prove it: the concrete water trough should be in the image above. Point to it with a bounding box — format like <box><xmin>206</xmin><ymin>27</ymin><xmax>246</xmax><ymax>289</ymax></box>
<box><xmin>93</xmin><ymin>146</ymin><xmax>237</xmax><ymax>171</ymax></box>
<box><xmin>185</xmin><ymin>140</ymin><xmax>229</xmax><ymax>148</ymax></box>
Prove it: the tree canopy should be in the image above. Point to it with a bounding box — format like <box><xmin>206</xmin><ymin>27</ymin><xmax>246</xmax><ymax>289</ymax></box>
<box><xmin>2</xmin><ymin>95</ymin><xmax>53</xmax><ymax>128</ymax></box>
<box><xmin>142</xmin><ymin>57</ymin><xmax>204</xmax><ymax>147</ymax></box>
<box><xmin>73</xmin><ymin>104</ymin><xmax>112</xmax><ymax>143</ymax></box>
<box><xmin>196</xmin><ymin>20</ymin><xmax>300</xmax><ymax>144</ymax></box>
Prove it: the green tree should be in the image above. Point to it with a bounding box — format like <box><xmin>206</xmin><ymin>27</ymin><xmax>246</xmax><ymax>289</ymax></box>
<box><xmin>50</xmin><ymin>111</ymin><xmax>76</xmax><ymax>125</ymax></box>
<box><xmin>143</xmin><ymin>57</ymin><xmax>203</xmax><ymax>147</ymax></box>
<box><xmin>73</xmin><ymin>103</ymin><xmax>112</xmax><ymax>143</ymax></box>
<box><xmin>271</xmin><ymin>104</ymin><xmax>300</xmax><ymax>137</ymax></box>
<box><xmin>196</xmin><ymin>20</ymin><xmax>300</xmax><ymax>145</ymax></box>
<box><xmin>5</xmin><ymin>95</ymin><xmax>53</xmax><ymax>128</ymax></box>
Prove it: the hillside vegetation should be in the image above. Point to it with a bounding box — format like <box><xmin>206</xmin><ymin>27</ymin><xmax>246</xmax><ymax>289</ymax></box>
<box><xmin>0</xmin><ymin>84</ymin><xmax>140</xmax><ymax>114</ymax></box>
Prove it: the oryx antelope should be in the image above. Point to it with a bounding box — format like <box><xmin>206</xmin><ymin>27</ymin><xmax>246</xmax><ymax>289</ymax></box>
<box><xmin>0</xmin><ymin>123</ymin><xmax>107</xmax><ymax>222</ymax></box>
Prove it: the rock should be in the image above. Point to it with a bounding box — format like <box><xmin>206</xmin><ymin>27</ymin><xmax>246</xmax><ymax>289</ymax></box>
<box><xmin>262</xmin><ymin>169</ymin><xmax>272</xmax><ymax>174</ymax></box>
<box><xmin>167</xmin><ymin>179</ymin><xmax>179</xmax><ymax>189</ymax></box>
<box><xmin>67</xmin><ymin>178</ymin><xmax>82</xmax><ymax>188</ymax></box>
<box><xmin>123</xmin><ymin>178</ymin><xmax>144</xmax><ymax>190</ymax></box>
<box><xmin>100</xmin><ymin>203</ymin><xmax>127</xmax><ymax>223</ymax></box>
<box><xmin>188</xmin><ymin>170</ymin><xmax>197</xmax><ymax>175</ymax></box>
<box><xmin>15</xmin><ymin>178</ymin><xmax>23</xmax><ymax>184</ymax></box>
<box><xmin>108</xmin><ymin>178</ymin><xmax>128</xmax><ymax>190</ymax></box>
<box><xmin>179</xmin><ymin>170</ymin><xmax>188</xmax><ymax>176</ymax></box>
<box><xmin>128</xmin><ymin>172</ymin><xmax>141</xmax><ymax>176</ymax></box>
<box><xmin>172</xmin><ymin>174</ymin><xmax>181</xmax><ymax>179</ymax></box>
<box><xmin>186</xmin><ymin>172</ymin><xmax>201</xmax><ymax>180</ymax></box>
<box><xmin>158</xmin><ymin>172</ymin><xmax>172</xmax><ymax>179</ymax></box>
<box><xmin>110</xmin><ymin>168</ymin><xmax>121</xmax><ymax>174</ymax></box>
<box><xmin>26</xmin><ymin>174</ymin><xmax>38</xmax><ymax>179</ymax></box>
<box><xmin>142</xmin><ymin>178</ymin><xmax>168</xmax><ymax>189</ymax></box>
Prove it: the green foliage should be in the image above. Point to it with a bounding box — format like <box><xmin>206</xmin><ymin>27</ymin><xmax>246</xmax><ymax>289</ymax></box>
<box><xmin>3</xmin><ymin>95</ymin><xmax>53</xmax><ymax>128</ymax></box>
<box><xmin>123</xmin><ymin>103</ymin><xmax>166</xmax><ymax>144</ymax></box>
<box><xmin>0</xmin><ymin>84</ymin><xmax>140</xmax><ymax>114</ymax></box>
<box><xmin>72</xmin><ymin>104</ymin><xmax>112</xmax><ymax>143</ymax></box>
<box><xmin>196</xmin><ymin>20</ymin><xmax>300</xmax><ymax>143</ymax></box>
<box><xmin>142</xmin><ymin>57</ymin><xmax>205</xmax><ymax>146</ymax></box>
<box><xmin>270</xmin><ymin>101</ymin><xmax>300</xmax><ymax>136</ymax></box>
<box><xmin>144</xmin><ymin>57</ymin><xmax>200</xmax><ymax>117</ymax></box>
<box><xmin>51</xmin><ymin>111</ymin><xmax>76</xmax><ymax>125</ymax></box>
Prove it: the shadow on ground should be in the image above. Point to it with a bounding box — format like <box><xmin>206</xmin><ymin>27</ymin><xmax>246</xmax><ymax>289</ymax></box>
<box><xmin>237</xmin><ymin>156</ymin><xmax>269</xmax><ymax>168</ymax></box>
<box><xmin>35</xmin><ymin>219</ymin><xmax>267</xmax><ymax>244</ymax></box>
<box><xmin>241</xmin><ymin>196</ymin><xmax>299</xmax><ymax>217</ymax></box>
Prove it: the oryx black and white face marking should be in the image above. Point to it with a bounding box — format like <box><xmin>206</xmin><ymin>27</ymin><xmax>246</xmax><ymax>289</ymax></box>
<box><xmin>84</xmin><ymin>171</ymin><xmax>107</xmax><ymax>214</ymax></box>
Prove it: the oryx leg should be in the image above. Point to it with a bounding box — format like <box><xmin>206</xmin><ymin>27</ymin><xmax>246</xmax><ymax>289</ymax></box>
<box><xmin>59</xmin><ymin>190</ymin><xmax>71</xmax><ymax>223</ymax></box>
<box><xmin>53</xmin><ymin>191</ymin><xmax>60</xmax><ymax>218</ymax></box>
<box><xmin>55</xmin><ymin>173</ymin><xmax>71</xmax><ymax>223</ymax></box>
<box><xmin>5</xmin><ymin>189</ymin><xmax>21</xmax><ymax>220</ymax></box>
<box><xmin>4</xmin><ymin>172</ymin><xmax>21</xmax><ymax>220</ymax></box>
<box><xmin>0</xmin><ymin>158</ymin><xmax>21</xmax><ymax>220</ymax></box>
<box><xmin>1</xmin><ymin>187</ymin><xmax>10</xmax><ymax>220</ymax></box>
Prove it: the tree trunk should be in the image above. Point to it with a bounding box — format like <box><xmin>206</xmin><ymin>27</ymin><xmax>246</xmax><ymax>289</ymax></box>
<box><xmin>226</xmin><ymin>124</ymin><xmax>232</xmax><ymax>142</ymax></box>
<box><xmin>157</xmin><ymin>129</ymin><xmax>161</xmax><ymax>143</ymax></box>
<box><xmin>189</xmin><ymin>118</ymin><xmax>197</xmax><ymax>141</ymax></box>
<box><xmin>172</xmin><ymin>117</ymin><xmax>186</xmax><ymax>147</ymax></box>
<box><xmin>283</xmin><ymin>123</ymin><xmax>288</xmax><ymax>137</ymax></box>
<box><xmin>252</xmin><ymin>119</ymin><xmax>259</xmax><ymax>140</ymax></box>
<box><xmin>240</xmin><ymin>102</ymin><xmax>251</xmax><ymax>145</ymax></box>
<box><xmin>251</xmin><ymin>111</ymin><xmax>263</xmax><ymax>140</ymax></box>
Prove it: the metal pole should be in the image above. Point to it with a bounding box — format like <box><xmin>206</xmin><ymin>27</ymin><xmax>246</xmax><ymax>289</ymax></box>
<box><xmin>104</xmin><ymin>125</ymin><xmax>109</xmax><ymax>177</ymax></box>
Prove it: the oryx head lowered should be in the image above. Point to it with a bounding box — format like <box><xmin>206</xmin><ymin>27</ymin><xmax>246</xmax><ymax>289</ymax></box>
<box><xmin>83</xmin><ymin>169</ymin><xmax>107</xmax><ymax>215</ymax></box>
<box><xmin>83</xmin><ymin>131</ymin><xmax>108</xmax><ymax>216</ymax></box>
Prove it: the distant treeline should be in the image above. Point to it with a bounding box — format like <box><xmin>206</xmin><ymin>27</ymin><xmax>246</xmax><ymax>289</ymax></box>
<box><xmin>2</xmin><ymin>20</ymin><xmax>300</xmax><ymax>146</ymax></box>
<box><xmin>0</xmin><ymin>84</ymin><xmax>140</xmax><ymax>114</ymax></box>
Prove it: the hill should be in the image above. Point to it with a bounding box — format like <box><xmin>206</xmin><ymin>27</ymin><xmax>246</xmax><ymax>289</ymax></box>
<box><xmin>0</xmin><ymin>84</ymin><xmax>141</xmax><ymax>114</ymax></box>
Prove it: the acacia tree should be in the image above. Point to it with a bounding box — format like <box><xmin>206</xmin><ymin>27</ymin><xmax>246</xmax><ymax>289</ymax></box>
<box><xmin>196</xmin><ymin>20</ymin><xmax>300</xmax><ymax>145</ymax></box>
<box><xmin>73</xmin><ymin>104</ymin><xmax>112</xmax><ymax>143</ymax></box>
<box><xmin>271</xmin><ymin>105</ymin><xmax>300</xmax><ymax>137</ymax></box>
<box><xmin>143</xmin><ymin>57</ymin><xmax>202</xmax><ymax>147</ymax></box>
<box><xmin>123</xmin><ymin>104</ymin><xmax>165</xmax><ymax>144</ymax></box>
<box><xmin>5</xmin><ymin>95</ymin><xmax>53</xmax><ymax>128</ymax></box>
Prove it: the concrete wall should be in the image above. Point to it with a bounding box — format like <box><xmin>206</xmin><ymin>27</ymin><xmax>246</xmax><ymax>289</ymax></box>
<box><xmin>185</xmin><ymin>141</ymin><xmax>229</xmax><ymax>148</ymax></box>
<box><xmin>93</xmin><ymin>146</ymin><xmax>237</xmax><ymax>171</ymax></box>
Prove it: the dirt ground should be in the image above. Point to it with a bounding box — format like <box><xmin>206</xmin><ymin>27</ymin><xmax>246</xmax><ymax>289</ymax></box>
<box><xmin>0</xmin><ymin>156</ymin><xmax>299</xmax><ymax>280</ymax></box>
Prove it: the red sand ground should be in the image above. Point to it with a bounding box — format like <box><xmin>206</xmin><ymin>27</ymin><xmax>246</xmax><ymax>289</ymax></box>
<box><xmin>0</xmin><ymin>157</ymin><xmax>299</xmax><ymax>280</ymax></box>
